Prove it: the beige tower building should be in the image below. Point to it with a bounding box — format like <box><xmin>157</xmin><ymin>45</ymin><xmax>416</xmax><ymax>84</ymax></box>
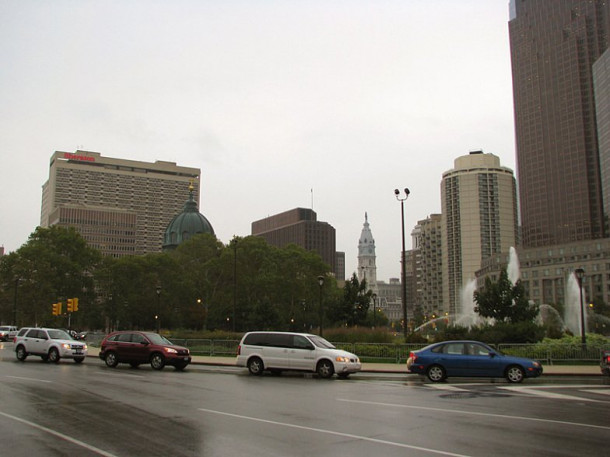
<box><xmin>441</xmin><ymin>151</ymin><xmax>518</xmax><ymax>315</ymax></box>
<box><xmin>411</xmin><ymin>214</ymin><xmax>443</xmax><ymax>317</ymax></box>
<box><xmin>40</xmin><ymin>150</ymin><xmax>201</xmax><ymax>257</ymax></box>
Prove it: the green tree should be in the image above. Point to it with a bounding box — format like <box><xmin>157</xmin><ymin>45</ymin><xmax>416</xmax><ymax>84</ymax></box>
<box><xmin>474</xmin><ymin>269</ymin><xmax>539</xmax><ymax>324</ymax></box>
<box><xmin>329</xmin><ymin>273</ymin><xmax>371</xmax><ymax>326</ymax></box>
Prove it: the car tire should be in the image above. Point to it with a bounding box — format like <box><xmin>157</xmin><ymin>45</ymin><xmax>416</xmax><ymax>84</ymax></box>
<box><xmin>48</xmin><ymin>348</ymin><xmax>60</xmax><ymax>363</ymax></box>
<box><xmin>150</xmin><ymin>353</ymin><xmax>165</xmax><ymax>370</ymax></box>
<box><xmin>317</xmin><ymin>359</ymin><xmax>335</xmax><ymax>379</ymax></box>
<box><xmin>506</xmin><ymin>365</ymin><xmax>525</xmax><ymax>383</ymax></box>
<box><xmin>74</xmin><ymin>357</ymin><xmax>85</xmax><ymax>364</ymax></box>
<box><xmin>247</xmin><ymin>357</ymin><xmax>264</xmax><ymax>376</ymax></box>
<box><xmin>426</xmin><ymin>364</ymin><xmax>446</xmax><ymax>382</ymax></box>
<box><xmin>104</xmin><ymin>351</ymin><xmax>119</xmax><ymax>368</ymax></box>
<box><xmin>16</xmin><ymin>345</ymin><xmax>27</xmax><ymax>361</ymax></box>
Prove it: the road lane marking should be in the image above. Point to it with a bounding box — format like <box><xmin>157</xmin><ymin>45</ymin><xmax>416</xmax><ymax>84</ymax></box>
<box><xmin>0</xmin><ymin>411</ymin><xmax>118</xmax><ymax>457</ymax></box>
<box><xmin>4</xmin><ymin>376</ymin><xmax>53</xmax><ymax>383</ymax></box>
<box><xmin>499</xmin><ymin>386</ymin><xmax>607</xmax><ymax>403</ymax></box>
<box><xmin>581</xmin><ymin>389</ymin><xmax>610</xmax><ymax>397</ymax></box>
<box><xmin>426</xmin><ymin>384</ymin><xmax>469</xmax><ymax>391</ymax></box>
<box><xmin>198</xmin><ymin>407</ymin><xmax>473</xmax><ymax>456</ymax></box>
<box><xmin>337</xmin><ymin>398</ymin><xmax>610</xmax><ymax>430</ymax></box>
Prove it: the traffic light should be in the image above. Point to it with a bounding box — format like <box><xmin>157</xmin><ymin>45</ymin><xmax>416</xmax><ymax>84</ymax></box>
<box><xmin>67</xmin><ymin>298</ymin><xmax>74</xmax><ymax>313</ymax></box>
<box><xmin>52</xmin><ymin>302</ymin><xmax>62</xmax><ymax>316</ymax></box>
<box><xmin>73</xmin><ymin>297</ymin><xmax>79</xmax><ymax>312</ymax></box>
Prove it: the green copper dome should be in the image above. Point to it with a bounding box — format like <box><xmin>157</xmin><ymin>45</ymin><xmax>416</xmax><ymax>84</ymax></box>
<box><xmin>163</xmin><ymin>185</ymin><xmax>214</xmax><ymax>250</ymax></box>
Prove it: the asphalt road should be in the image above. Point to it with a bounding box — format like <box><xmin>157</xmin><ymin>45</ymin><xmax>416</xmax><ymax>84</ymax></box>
<box><xmin>0</xmin><ymin>343</ymin><xmax>608</xmax><ymax>457</ymax></box>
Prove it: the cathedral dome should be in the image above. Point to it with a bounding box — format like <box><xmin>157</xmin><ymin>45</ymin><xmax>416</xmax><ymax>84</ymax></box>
<box><xmin>163</xmin><ymin>183</ymin><xmax>214</xmax><ymax>250</ymax></box>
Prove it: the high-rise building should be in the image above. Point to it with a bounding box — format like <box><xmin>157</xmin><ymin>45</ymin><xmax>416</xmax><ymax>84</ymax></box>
<box><xmin>357</xmin><ymin>213</ymin><xmax>377</xmax><ymax>294</ymax></box>
<box><xmin>411</xmin><ymin>214</ymin><xmax>444</xmax><ymax>317</ymax></box>
<box><xmin>41</xmin><ymin>150</ymin><xmax>201</xmax><ymax>257</ymax></box>
<box><xmin>441</xmin><ymin>151</ymin><xmax>518</xmax><ymax>315</ymax></box>
<box><xmin>509</xmin><ymin>0</ymin><xmax>610</xmax><ymax>247</ymax></box>
<box><xmin>594</xmin><ymin>47</ymin><xmax>610</xmax><ymax>227</ymax></box>
<box><xmin>251</xmin><ymin>208</ymin><xmax>337</xmax><ymax>275</ymax></box>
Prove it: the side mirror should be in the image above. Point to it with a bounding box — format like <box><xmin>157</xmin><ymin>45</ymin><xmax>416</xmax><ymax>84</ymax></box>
<box><xmin>140</xmin><ymin>341</ymin><xmax>150</xmax><ymax>345</ymax></box>
<box><xmin>489</xmin><ymin>352</ymin><xmax>497</xmax><ymax>358</ymax></box>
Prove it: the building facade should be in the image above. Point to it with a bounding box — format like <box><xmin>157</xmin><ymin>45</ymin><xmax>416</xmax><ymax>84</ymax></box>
<box><xmin>251</xmin><ymin>208</ymin><xmax>337</xmax><ymax>276</ymax></box>
<box><xmin>41</xmin><ymin>150</ymin><xmax>201</xmax><ymax>257</ymax></box>
<box><xmin>594</xmin><ymin>47</ymin><xmax>610</xmax><ymax>230</ymax></box>
<box><xmin>411</xmin><ymin>214</ymin><xmax>444</xmax><ymax>317</ymax></box>
<box><xmin>441</xmin><ymin>151</ymin><xmax>518</xmax><ymax>315</ymax></box>
<box><xmin>509</xmin><ymin>0</ymin><xmax>610</xmax><ymax>247</ymax></box>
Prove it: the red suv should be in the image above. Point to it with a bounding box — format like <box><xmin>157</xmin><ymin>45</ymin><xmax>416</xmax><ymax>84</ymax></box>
<box><xmin>99</xmin><ymin>331</ymin><xmax>191</xmax><ymax>370</ymax></box>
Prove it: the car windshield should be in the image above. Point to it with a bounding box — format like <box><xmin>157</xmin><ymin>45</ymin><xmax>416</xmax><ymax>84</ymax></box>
<box><xmin>47</xmin><ymin>329</ymin><xmax>72</xmax><ymax>340</ymax></box>
<box><xmin>308</xmin><ymin>335</ymin><xmax>336</xmax><ymax>349</ymax></box>
<box><xmin>145</xmin><ymin>333</ymin><xmax>173</xmax><ymax>345</ymax></box>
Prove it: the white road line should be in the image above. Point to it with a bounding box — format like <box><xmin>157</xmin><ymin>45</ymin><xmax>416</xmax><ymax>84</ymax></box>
<box><xmin>337</xmin><ymin>398</ymin><xmax>610</xmax><ymax>430</ymax></box>
<box><xmin>499</xmin><ymin>386</ymin><xmax>606</xmax><ymax>403</ymax></box>
<box><xmin>582</xmin><ymin>389</ymin><xmax>610</xmax><ymax>397</ymax></box>
<box><xmin>425</xmin><ymin>384</ymin><xmax>469</xmax><ymax>392</ymax></box>
<box><xmin>0</xmin><ymin>411</ymin><xmax>118</xmax><ymax>457</ymax></box>
<box><xmin>4</xmin><ymin>375</ymin><xmax>52</xmax><ymax>383</ymax></box>
<box><xmin>198</xmin><ymin>408</ymin><xmax>473</xmax><ymax>457</ymax></box>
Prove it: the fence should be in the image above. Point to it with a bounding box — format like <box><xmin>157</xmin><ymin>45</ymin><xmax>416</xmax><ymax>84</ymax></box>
<box><xmin>85</xmin><ymin>333</ymin><xmax>608</xmax><ymax>364</ymax></box>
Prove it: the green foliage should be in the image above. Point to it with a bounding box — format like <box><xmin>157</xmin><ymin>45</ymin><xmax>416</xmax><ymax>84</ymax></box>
<box><xmin>323</xmin><ymin>327</ymin><xmax>396</xmax><ymax>343</ymax></box>
<box><xmin>433</xmin><ymin>321</ymin><xmax>545</xmax><ymax>344</ymax></box>
<box><xmin>474</xmin><ymin>269</ymin><xmax>539</xmax><ymax>323</ymax></box>
<box><xmin>328</xmin><ymin>273</ymin><xmax>371</xmax><ymax>327</ymax></box>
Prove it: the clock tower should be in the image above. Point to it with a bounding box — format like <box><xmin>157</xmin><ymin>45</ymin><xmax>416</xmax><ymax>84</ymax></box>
<box><xmin>357</xmin><ymin>212</ymin><xmax>377</xmax><ymax>293</ymax></box>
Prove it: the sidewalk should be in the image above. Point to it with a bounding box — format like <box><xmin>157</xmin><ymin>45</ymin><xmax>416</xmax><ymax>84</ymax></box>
<box><xmin>87</xmin><ymin>347</ymin><xmax>601</xmax><ymax>375</ymax></box>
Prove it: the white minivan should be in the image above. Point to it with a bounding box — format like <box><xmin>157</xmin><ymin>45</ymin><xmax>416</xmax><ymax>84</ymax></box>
<box><xmin>236</xmin><ymin>331</ymin><xmax>361</xmax><ymax>378</ymax></box>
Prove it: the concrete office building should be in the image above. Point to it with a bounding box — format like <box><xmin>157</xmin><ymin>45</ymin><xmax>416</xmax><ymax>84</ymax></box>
<box><xmin>441</xmin><ymin>152</ymin><xmax>518</xmax><ymax>315</ymax></box>
<box><xmin>41</xmin><ymin>150</ymin><xmax>201</xmax><ymax>257</ymax></box>
<box><xmin>411</xmin><ymin>214</ymin><xmax>444</xmax><ymax>317</ymax></box>
<box><xmin>251</xmin><ymin>208</ymin><xmax>337</xmax><ymax>276</ymax></box>
<box><xmin>509</xmin><ymin>0</ymin><xmax>610</xmax><ymax>247</ymax></box>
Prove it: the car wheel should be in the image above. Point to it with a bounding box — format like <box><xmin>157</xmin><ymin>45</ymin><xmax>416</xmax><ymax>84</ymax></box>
<box><xmin>129</xmin><ymin>362</ymin><xmax>140</xmax><ymax>368</ymax></box>
<box><xmin>15</xmin><ymin>345</ymin><xmax>27</xmax><ymax>361</ymax></box>
<box><xmin>317</xmin><ymin>359</ymin><xmax>335</xmax><ymax>379</ymax></box>
<box><xmin>150</xmin><ymin>353</ymin><xmax>165</xmax><ymax>370</ymax></box>
<box><xmin>247</xmin><ymin>357</ymin><xmax>264</xmax><ymax>375</ymax></box>
<box><xmin>48</xmin><ymin>348</ymin><xmax>60</xmax><ymax>363</ymax></box>
<box><xmin>506</xmin><ymin>365</ymin><xmax>525</xmax><ymax>383</ymax></box>
<box><xmin>104</xmin><ymin>351</ymin><xmax>119</xmax><ymax>368</ymax></box>
<box><xmin>74</xmin><ymin>357</ymin><xmax>85</xmax><ymax>364</ymax></box>
<box><xmin>426</xmin><ymin>364</ymin><xmax>446</xmax><ymax>382</ymax></box>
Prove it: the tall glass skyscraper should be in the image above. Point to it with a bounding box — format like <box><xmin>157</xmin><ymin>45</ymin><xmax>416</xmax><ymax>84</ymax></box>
<box><xmin>509</xmin><ymin>0</ymin><xmax>610</xmax><ymax>247</ymax></box>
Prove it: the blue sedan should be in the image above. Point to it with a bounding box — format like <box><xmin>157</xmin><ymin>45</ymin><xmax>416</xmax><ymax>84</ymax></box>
<box><xmin>406</xmin><ymin>340</ymin><xmax>543</xmax><ymax>383</ymax></box>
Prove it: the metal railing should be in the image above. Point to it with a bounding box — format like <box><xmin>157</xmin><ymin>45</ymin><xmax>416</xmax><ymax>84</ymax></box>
<box><xmin>84</xmin><ymin>333</ymin><xmax>608</xmax><ymax>364</ymax></box>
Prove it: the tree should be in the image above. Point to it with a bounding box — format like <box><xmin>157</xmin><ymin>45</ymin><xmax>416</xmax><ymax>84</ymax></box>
<box><xmin>474</xmin><ymin>269</ymin><xmax>539</xmax><ymax>324</ymax></box>
<box><xmin>329</xmin><ymin>273</ymin><xmax>371</xmax><ymax>326</ymax></box>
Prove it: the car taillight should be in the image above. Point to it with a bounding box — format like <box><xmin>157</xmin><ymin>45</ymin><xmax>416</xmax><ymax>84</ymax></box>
<box><xmin>409</xmin><ymin>352</ymin><xmax>417</xmax><ymax>362</ymax></box>
<box><xmin>237</xmin><ymin>345</ymin><xmax>241</xmax><ymax>356</ymax></box>
<box><xmin>606</xmin><ymin>355</ymin><xmax>610</xmax><ymax>363</ymax></box>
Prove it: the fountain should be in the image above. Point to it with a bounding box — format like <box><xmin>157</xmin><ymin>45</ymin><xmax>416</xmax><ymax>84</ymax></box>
<box><xmin>507</xmin><ymin>246</ymin><xmax>520</xmax><ymax>285</ymax></box>
<box><xmin>564</xmin><ymin>272</ymin><xmax>587</xmax><ymax>336</ymax></box>
<box><xmin>455</xmin><ymin>279</ymin><xmax>480</xmax><ymax>327</ymax></box>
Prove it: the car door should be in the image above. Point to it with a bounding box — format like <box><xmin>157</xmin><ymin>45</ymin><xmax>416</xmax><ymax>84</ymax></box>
<box><xmin>439</xmin><ymin>342</ymin><xmax>468</xmax><ymax>376</ymax></box>
<box><xmin>463</xmin><ymin>343</ymin><xmax>502</xmax><ymax>376</ymax></box>
<box><xmin>26</xmin><ymin>329</ymin><xmax>49</xmax><ymax>355</ymax></box>
<box><xmin>289</xmin><ymin>335</ymin><xmax>316</xmax><ymax>371</ymax></box>
<box><xmin>261</xmin><ymin>333</ymin><xmax>292</xmax><ymax>369</ymax></box>
<box><xmin>112</xmin><ymin>332</ymin><xmax>136</xmax><ymax>362</ymax></box>
<box><xmin>129</xmin><ymin>333</ymin><xmax>150</xmax><ymax>362</ymax></box>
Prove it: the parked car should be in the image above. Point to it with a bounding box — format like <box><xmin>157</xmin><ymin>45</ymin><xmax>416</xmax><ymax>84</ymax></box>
<box><xmin>406</xmin><ymin>340</ymin><xmax>543</xmax><ymax>383</ymax></box>
<box><xmin>14</xmin><ymin>327</ymin><xmax>87</xmax><ymax>363</ymax></box>
<box><xmin>236</xmin><ymin>331</ymin><xmax>362</xmax><ymax>379</ymax></box>
<box><xmin>601</xmin><ymin>350</ymin><xmax>610</xmax><ymax>376</ymax></box>
<box><xmin>0</xmin><ymin>325</ymin><xmax>18</xmax><ymax>342</ymax></box>
<box><xmin>99</xmin><ymin>331</ymin><xmax>191</xmax><ymax>370</ymax></box>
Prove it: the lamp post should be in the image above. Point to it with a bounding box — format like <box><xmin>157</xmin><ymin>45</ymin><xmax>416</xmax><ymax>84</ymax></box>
<box><xmin>372</xmin><ymin>293</ymin><xmax>377</xmax><ymax>328</ymax></box>
<box><xmin>13</xmin><ymin>277</ymin><xmax>20</xmax><ymax>326</ymax></box>
<box><xmin>232</xmin><ymin>236</ymin><xmax>238</xmax><ymax>332</ymax></box>
<box><xmin>155</xmin><ymin>285</ymin><xmax>161</xmax><ymax>333</ymax></box>
<box><xmin>574</xmin><ymin>268</ymin><xmax>586</xmax><ymax>347</ymax></box>
<box><xmin>318</xmin><ymin>275</ymin><xmax>325</xmax><ymax>337</ymax></box>
<box><xmin>394</xmin><ymin>187</ymin><xmax>410</xmax><ymax>340</ymax></box>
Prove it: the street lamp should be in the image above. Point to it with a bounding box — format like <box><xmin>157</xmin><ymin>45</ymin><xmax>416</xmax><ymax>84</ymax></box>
<box><xmin>394</xmin><ymin>187</ymin><xmax>410</xmax><ymax>341</ymax></box>
<box><xmin>318</xmin><ymin>275</ymin><xmax>325</xmax><ymax>337</ymax></box>
<box><xmin>155</xmin><ymin>285</ymin><xmax>161</xmax><ymax>333</ymax></box>
<box><xmin>574</xmin><ymin>268</ymin><xmax>586</xmax><ymax>347</ymax></box>
<box><xmin>232</xmin><ymin>236</ymin><xmax>238</xmax><ymax>332</ymax></box>
<box><xmin>13</xmin><ymin>277</ymin><xmax>21</xmax><ymax>326</ymax></box>
<box><xmin>372</xmin><ymin>293</ymin><xmax>377</xmax><ymax>328</ymax></box>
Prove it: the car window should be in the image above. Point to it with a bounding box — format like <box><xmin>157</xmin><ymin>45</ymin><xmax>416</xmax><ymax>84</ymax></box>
<box><xmin>293</xmin><ymin>335</ymin><xmax>313</xmax><ymax>349</ymax></box>
<box><xmin>443</xmin><ymin>343</ymin><xmax>465</xmax><ymax>355</ymax></box>
<box><xmin>116</xmin><ymin>333</ymin><xmax>132</xmax><ymax>342</ymax></box>
<box><xmin>309</xmin><ymin>335</ymin><xmax>336</xmax><ymax>349</ymax></box>
<box><xmin>465</xmin><ymin>343</ymin><xmax>488</xmax><ymax>356</ymax></box>
<box><xmin>131</xmin><ymin>333</ymin><xmax>147</xmax><ymax>344</ymax></box>
<box><xmin>25</xmin><ymin>329</ymin><xmax>40</xmax><ymax>338</ymax></box>
<box><xmin>146</xmin><ymin>333</ymin><xmax>171</xmax><ymax>345</ymax></box>
<box><xmin>47</xmin><ymin>329</ymin><xmax>70</xmax><ymax>340</ymax></box>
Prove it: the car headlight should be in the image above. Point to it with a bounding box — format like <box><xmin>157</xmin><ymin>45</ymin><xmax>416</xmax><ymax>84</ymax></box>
<box><xmin>164</xmin><ymin>347</ymin><xmax>178</xmax><ymax>354</ymax></box>
<box><xmin>335</xmin><ymin>356</ymin><xmax>349</xmax><ymax>363</ymax></box>
<box><xmin>61</xmin><ymin>343</ymin><xmax>71</xmax><ymax>350</ymax></box>
<box><xmin>83</xmin><ymin>344</ymin><xmax>88</xmax><ymax>350</ymax></box>
<box><xmin>532</xmin><ymin>361</ymin><xmax>541</xmax><ymax>368</ymax></box>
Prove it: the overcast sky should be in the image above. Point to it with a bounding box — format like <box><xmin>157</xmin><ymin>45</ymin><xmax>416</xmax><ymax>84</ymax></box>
<box><xmin>0</xmin><ymin>0</ymin><xmax>515</xmax><ymax>281</ymax></box>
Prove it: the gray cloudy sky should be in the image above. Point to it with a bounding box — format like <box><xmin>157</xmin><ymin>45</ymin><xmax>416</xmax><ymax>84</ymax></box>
<box><xmin>0</xmin><ymin>0</ymin><xmax>515</xmax><ymax>281</ymax></box>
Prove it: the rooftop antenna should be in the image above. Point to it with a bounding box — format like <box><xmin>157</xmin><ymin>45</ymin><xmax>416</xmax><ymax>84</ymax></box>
<box><xmin>311</xmin><ymin>188</ymin><xmax>314</xmax><ymax>210</ymax></box>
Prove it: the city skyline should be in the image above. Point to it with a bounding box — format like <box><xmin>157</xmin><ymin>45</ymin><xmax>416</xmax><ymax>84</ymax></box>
<box><xmin>0</xmin><ymin>1</ymin><xmax>516</xmax><ymax>281</ymax></box>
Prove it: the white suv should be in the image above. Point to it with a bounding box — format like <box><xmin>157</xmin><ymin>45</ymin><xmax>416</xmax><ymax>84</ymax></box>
<box><xmin>15</xmin><ymin>327</ymin><xmax>87</xmax><ymax>363</ymax></box>
<box><xmin>0</xmin><ymin>326</ymin><xmax>18</xmax><ymax>342</ymax></box>
<box><xmin>236</xmin><ymin>331</ymin><xmax>361</xmax><ymax>378</ymax></box>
